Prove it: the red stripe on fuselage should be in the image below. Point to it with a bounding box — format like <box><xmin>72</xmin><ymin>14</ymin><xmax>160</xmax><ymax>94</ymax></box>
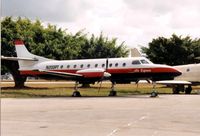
<box><xmin>20</xmin><ymin>67</ymin><xmax>178</xmax><ymax>76</ymax></box>
<box><xmin>106</xmin><ymin>67</ymin><xmax>177</xmax><ymax>74</ymax></box>
<box><xmin>20</xmin><ymin>70</ymin><xmax>104</xmax><ymax>78</ymax></box>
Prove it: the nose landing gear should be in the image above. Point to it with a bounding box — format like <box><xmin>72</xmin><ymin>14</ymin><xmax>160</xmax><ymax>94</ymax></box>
<box><xmin>150</xmin><ymin>81</ymin><xmax>158</xmax><ymax>97</ymax></box>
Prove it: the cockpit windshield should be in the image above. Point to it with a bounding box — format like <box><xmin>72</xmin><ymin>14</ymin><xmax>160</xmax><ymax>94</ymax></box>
<box><xmin>140</xmin><ymin>59</ymin><xmax>150</xmax><ymax>64</ymax></box>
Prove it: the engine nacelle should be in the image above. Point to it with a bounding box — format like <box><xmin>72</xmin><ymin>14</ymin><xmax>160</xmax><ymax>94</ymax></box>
<box><xmin>76</xmin><ymin>68</ymin><xmax>111</xmax><ymax>78</ymax></box>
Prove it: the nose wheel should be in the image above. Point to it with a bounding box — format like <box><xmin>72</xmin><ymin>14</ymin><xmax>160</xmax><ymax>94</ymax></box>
<box><xmin>150</xmin><ymin>81</ymin><xmax>158</xmax><ymax>97</ymax></box>
<box><xmin>150</xmin><ymin>91</ymin><xmax>158</xmax><ymax>97</ymax></box>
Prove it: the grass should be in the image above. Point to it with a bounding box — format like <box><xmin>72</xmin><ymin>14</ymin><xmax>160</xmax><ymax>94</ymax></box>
<box><xmin>1</xmin><ymin>81</ymin><xmax>200</xmax><ymax>98</ymax></box>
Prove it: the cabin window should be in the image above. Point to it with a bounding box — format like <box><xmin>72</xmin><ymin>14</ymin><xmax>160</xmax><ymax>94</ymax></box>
<box><xmin>122</xmin><ymin>63</ymin><xmax>126</xmax><ymax>67</ymax></box>
<box><xmin>60</xmin><ymin>65</ymin><xmax>63</xmax><ymax>69</ymax></box>
<box><xmin>132</xmin><ymin>60</ymin><xmax>141</xmax><ymax>65</ymax></box>
<box><xmin>67</xmin><ymin>65</ymin><xmax>70</xmax><ymax>68</ymax></box>
<box><xmin>73</xmin><ymin>65</ymin><xmax>77</xmax><ymax>68</ymax></box>
<box><xmin>102</xmin><ymin>64</ymin><xmax>105</xmax><ymax>67</ymax></box>
<box><xmin>115</xmin><ymin>63</ymin><xmax>118</xmax><ymax>67</ymax></box>
<box><xmin>95</xmin><ymin>64</ymin><xmax>98</xmax><ymax>68</ymax></box>
<box><xmin>140</xmin><ymin>59</ymin><xmax>149</xmax><ymax>64</ymax></box>
<box><xmin>80</xmin><ymin>64</ymin><xmax>84</xmax><ymax>68</ymax></box>
<box><xmin>87</xmin><ymin>64</ymin><xmax>90</xmax><ymax>68</ymax></box>
<box><xmin>109</xmin><ymin>63</ymin><xmax>112</xmax><ymax>67</ymax></box>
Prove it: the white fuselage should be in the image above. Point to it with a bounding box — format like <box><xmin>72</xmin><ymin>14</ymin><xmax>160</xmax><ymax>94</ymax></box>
<box><xmin>21</xmin><ymin>57</ymin><xmax>175</xmax><ymax>75</ymax></box>
<box><xmin>174</xmin><ymin>63</ymin><xmax>200</xmax><ymax>82</ymax></box>
<box><xmin>33</xmin><ymin>57</ymin><xmax>155</xmax><ymax>71</ymax></box>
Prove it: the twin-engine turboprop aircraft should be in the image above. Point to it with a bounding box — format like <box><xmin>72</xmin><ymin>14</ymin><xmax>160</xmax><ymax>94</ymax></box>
<box><xmin>2</xmin><ymin>40</ymin><xmax>181</xmax><ymax>96</ymax></box>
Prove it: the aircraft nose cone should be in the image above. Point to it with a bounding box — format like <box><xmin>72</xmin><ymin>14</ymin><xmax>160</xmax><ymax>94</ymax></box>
<box><xmin>177</xmin><ymin>70</ymin><xmax>182</xmax><ymax>76</ymax></box>
<box><xmin>171</xmin><ymin>67</ymin><xmax>182</xmax><ymax>76</ymax></box>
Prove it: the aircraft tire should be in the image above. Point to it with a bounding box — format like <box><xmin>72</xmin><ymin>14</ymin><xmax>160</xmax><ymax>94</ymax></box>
<box><xmin>109</xmin><ymin>90</ymin><xmax>117</xmax><ymax>96</ymax></box>
<box><xmin>150</xmin><ymin>91</ymin><xmax>158</xmax><ymax>97</ymax></box>
<box><xmin>173</xmin><ymin>87</ymin><xmax>180</xmax><ymax>94</ymax></box>
<box><xmin>72</xmin><ymin>91</ymin><xmax>81</xmax><ymax>97</ymax></box>
<box><xmin>185</xmin><ymin>86</ymin><xmax>192</xmax><ymax>94</ymax></box>
<box><xmin>185</xmin><ymin>89</ymin><xmax>192</xmax><ymax>94</ymax></box>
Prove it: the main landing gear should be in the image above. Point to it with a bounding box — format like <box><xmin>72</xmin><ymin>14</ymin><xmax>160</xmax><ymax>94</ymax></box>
<box><xmin>150</xmin><ymin>81</ymin><xmax>158</xmax><ymax>97</ymax></box>
<box><xmin>172</xmin><ymin>85</ymin><xmax>192</xmax><ymax>94</ymax></box>
<box><xmin>72</xmin><ymin>81</ymin><xmax>81</xmax><ymax>97</ymax></box>
<box><xmin>72</xmin><ymin>81</ymin><xmax>118</xmax><ymax>97</ymax></box>
<box><xmin>109</xmin><ymin>82</ymin><xmax>117</xmax><ymax>96</ymax></box>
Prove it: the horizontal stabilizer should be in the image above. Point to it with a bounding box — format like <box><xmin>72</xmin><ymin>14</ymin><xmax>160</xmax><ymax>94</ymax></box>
<box><xmin>1</xmin><ymin>56</ymin><xmax>38</xmax><ymax>61</ymax></box>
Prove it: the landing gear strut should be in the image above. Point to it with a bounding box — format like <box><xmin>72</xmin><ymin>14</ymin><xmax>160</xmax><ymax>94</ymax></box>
<box><xmin>109</xmin><ymin>82</ymin><xmax>117</xmax><ymax>96</ymax></box>
<box><xmin>72</xmin><ymin>81</ymin><xmax>81</xmax><ymax>97</ymax></box>
<box><xmin>150</xmin><ymin>81</ymin><xmax>158</xmax><ymax>97</ymax></box>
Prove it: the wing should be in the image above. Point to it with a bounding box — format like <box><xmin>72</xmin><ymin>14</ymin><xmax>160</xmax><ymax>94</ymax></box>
<box><xmin>37</xmin><ymin>69</ymin><xmax>82</xmax><ymax>78</ymax></box>
<box><xmin>36</xmin><ymin>68</ymin><xmax>111</xmax><ymax>79</ymax></box>
<box><xmin>156</xmin><ymin>80</ymin><xmax>192</xmax><ymax>85</ymax></box>
<box><xmin>76</xmin><ymin>68</ymin><xmax>111</xmax><ymax>78</ymax></box>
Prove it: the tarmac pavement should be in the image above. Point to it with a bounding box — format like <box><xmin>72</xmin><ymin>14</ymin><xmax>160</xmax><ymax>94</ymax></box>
<box><xmin>1</xmin><ymin>95</ymin><xmax>200</xmax><ymax>136</ymax></box>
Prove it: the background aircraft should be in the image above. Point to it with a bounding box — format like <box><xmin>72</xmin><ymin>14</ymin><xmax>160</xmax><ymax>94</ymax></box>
<box><xmin>157</xmin><ymin>63</ymin><xmax>200</xmax><ymax>94</ymax></box>
<box><xmin>1</xmin><ymin>40</ymin><xmax>181</xmax><ymax>96</ymax></box>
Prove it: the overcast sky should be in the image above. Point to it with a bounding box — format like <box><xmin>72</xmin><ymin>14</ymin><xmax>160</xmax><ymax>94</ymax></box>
<box><xmin>2</xmin><ymin>0</ymin><xmax>200</xmax><ymax>48</ymax></box>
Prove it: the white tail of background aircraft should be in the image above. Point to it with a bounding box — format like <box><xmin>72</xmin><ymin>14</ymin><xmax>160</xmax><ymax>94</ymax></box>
<box><xmin>129</xmin><ymin>48</ymin><xmax>143</xmax><ymax>57</ymax></box>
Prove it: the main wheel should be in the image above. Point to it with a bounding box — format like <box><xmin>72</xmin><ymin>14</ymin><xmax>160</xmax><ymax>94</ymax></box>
<box><xmin>185</xmin><ymin>85</ymin><xmax>192</xmax><ymax>94</ymax></box>
<box><xmin>108</xmin><ymin>90</ymin><xmax>117</xmax><ymax>96</ymax></box>
<box><xmin>173</xmin><ymin>87</ymin><xmax>180</xmax><ymax>94</ymax></box>
<box><xmin>72</xmin><ymin>91</ymin><xmax>81</xmax><ymax>97</ymax></box>
<box><xmin>185</xmin><ymin>88</ymin><xmax>192</xmax><ymax>94</ymax></box>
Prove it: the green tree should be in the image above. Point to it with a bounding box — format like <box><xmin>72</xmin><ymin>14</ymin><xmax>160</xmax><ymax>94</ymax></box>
<box><xmin>77</xmin><ymin>33</ymin><xmax>128</xmax><ymax>59</ymax></box>
<box><xmin>142</xmin><ymin>34</ymin><xmax>200</xmax><ymax>65</ymax></box>
<box><xmin>1</xmin><ymin>17</ymin><xmax>29</xmax><ymax>88</ymax></box>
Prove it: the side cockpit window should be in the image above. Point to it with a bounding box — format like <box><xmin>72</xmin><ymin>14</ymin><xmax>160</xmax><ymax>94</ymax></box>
<box><xmin>132</xmin><ymin>60</ymin><xmax>141</xmax><ymax>65</ymax></box>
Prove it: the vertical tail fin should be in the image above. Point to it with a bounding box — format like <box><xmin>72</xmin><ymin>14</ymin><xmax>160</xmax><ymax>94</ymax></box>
<box><xmin>14</xmin><ymin>40</ymin><xmax>50</xmax><ymax>70</ymax></box>
<box><xmin>14</xmin><ymin>40</ymin><xmax>35</xmax><ymax>58</ymax></box>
